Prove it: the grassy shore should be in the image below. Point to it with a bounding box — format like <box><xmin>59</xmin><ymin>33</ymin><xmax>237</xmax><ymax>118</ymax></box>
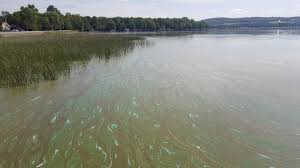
<box><xmin>0</xmin><ymin>30</ymin><xmax>81</xmax><ymax>37</ymax></box>
<box><xmin>0</xmin><ymin>31</ymin><xmax>47</xmax><ymax>37</ymax></box>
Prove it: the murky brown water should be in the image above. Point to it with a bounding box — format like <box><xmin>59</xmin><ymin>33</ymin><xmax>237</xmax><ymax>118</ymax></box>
<box><xmin>1</xmin><ymin>31</ymin><xmax>300</xmax><ymax>168</ymax></box>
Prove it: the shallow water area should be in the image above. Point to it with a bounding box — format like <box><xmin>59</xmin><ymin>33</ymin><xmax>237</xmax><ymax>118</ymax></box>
<box><xmin>1</xmin><ymin>30</ymin><xmax>300</xmax><ymax>168</ymax></box>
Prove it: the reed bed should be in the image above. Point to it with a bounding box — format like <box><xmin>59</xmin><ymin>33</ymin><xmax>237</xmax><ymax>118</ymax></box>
<box><xmin>0</xmin><ymin>32</ymin><xmax>145</xmax><ymax>87</ymax></box>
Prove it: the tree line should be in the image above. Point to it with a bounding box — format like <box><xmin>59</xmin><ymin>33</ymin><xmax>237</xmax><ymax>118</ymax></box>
<box><xmin>1</xmin><ymin>4</ymin><xmax>208</xmax><ymax>32</ymax></box>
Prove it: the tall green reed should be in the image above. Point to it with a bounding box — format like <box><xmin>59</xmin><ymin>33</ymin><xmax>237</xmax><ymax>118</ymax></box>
<box><xmin>0</xmin><ymin>33</ymin><xmax>146</xmax><ymax>87</ymax></box>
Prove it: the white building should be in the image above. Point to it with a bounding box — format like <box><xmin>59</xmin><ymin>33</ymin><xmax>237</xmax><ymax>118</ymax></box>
<box><xmin>1</xmin><ymin>21</ymin><xmax>11</xmax><ymax>31</ymax></box>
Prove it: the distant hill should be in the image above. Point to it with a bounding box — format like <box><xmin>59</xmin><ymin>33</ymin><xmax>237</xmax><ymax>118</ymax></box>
<box><xmin>204</xmin><ymin>17</ymin><xmax>300</xmax><ymax>28</ymax></box>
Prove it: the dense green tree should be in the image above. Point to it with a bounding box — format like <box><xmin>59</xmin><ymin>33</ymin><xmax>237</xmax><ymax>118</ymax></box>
<box><xmin>124</xmin><ymin>18</ymin><xmax>136</xmax><ymax>31</ymax></box>
<box><xmin>103</xmin><ymin>18</ymin><xmax>116</xmax><ymax>31</ymax></box>
<box><xmin>1</xmin><ymin>4</ymin><xmax>208</xmax><ymax>32</ymax></box>
<box><xmin>145</xmin><ymin>18</ymin><xmax>156</xmax><ymax>31</ymax></box>
<box><xmin>0</xmin><ymin>13</ymin><xmax>4</xmax><ymax>23</ymax></box>
<box><xmin>16</xmin><ymin>5</ymin><xmax>40</xmax><ymax>30</ymax></box>
<box><xmin>47</xmin><ymin>5</ymin><xmax>61</xmax><ymax>14</ymax></box>
<box><xmin>39</xmin><ymin>14</ymin><xmax>50</xmax><ymax>30</ymax></box>
<box><xmin>1</xmin><ymin>11</ymin><xmax>10</xmax><ymax>20</ymax></box>
<box><xmin>135</xmin><ymin>18</ymin><xmax>147</xmax><ymax>31</ymax></box>
<box><xmin>64</xmin><ymin>13</ymin><xmax>73</xmax><ymax>30</ymax></box>
<box><xmin>71</xmin><ymin>14</ymin><xmax>84</xmax><ymax>31</ymax></box>
<box><xmin>83</xmin><ymin>17</ymin><xmax>92</xmax><ymax>31</ymax></box>
<box><xmin>45</xmin><ymin>5</ymin><xmax>63</xmax><ymax>30</ymax></box>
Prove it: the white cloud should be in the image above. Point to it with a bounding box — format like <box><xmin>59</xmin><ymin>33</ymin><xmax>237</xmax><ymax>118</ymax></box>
<box><xmin>1</xmin><ymin>0</ymin><xmax>300</xmax><ymax>19</ymax></box>
<box><xmin>230</xmin><ymin>9</ymin><xmax>249</xmax><ymax>15</ymax></box>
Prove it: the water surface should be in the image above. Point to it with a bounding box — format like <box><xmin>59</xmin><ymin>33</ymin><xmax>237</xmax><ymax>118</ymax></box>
<box><xmin>1</xmin><ymin>31</ymin><xmax>300</xmax><ymax>168</ymax></box>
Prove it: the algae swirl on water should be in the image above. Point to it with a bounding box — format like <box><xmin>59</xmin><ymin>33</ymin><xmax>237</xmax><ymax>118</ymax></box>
<box><xmin>0</xmin><ymin>32</ymin><xmax>148</xmax><ymax>87</ymax></box>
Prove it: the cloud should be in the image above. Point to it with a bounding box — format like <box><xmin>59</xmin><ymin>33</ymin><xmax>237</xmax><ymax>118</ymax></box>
<box><xmin>1</xmin><ymin>0</ymin><xmax>300</xmax><ymax>19</ymax></box>
<box><xmin>230</xmin><ymin>9</ymin><xmax>249</xmax><ymax>15</ymax></box>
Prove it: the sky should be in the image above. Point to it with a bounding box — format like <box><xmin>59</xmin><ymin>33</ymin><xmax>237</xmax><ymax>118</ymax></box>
<box><xmin>1</xmin><ymin>0</ymin><xmax>300</xmax><ymax>20</ymax></box>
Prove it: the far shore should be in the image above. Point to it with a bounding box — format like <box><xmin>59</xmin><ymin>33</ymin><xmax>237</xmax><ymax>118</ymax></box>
<box><xmin>1</xmin><ymin>28</ymin><xmax>299</xmax><ymax>38</ymax></box>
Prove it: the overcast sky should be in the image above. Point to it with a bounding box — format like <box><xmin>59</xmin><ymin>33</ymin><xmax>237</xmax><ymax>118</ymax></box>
<box><xmin>1</xmin><ymin>0</ymin><xmax>300</xmax><ymax>20</ymax></box>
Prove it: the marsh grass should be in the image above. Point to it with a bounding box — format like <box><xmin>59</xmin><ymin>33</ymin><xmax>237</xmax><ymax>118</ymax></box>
<box><xmin>0</xmin><ymin>32</ymin><xmax>146</xmax><ymax>87</ymax></box>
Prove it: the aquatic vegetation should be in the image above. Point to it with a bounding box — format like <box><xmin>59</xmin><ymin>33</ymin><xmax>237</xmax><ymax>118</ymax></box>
<box><xmin>0</xmin><ymin>32</ymin><xmax>146</xmax><ymax>87</ymax></box>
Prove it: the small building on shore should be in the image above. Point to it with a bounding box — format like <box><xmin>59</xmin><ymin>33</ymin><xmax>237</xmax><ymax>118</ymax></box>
<box><xmin>1</xmin><ymin>21</ymin><xmax>11</xmax><ymax>31</ymax></box>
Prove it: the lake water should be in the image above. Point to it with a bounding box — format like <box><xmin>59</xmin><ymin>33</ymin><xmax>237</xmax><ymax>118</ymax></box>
<box><xmin>1</xmin><ymin>30</ymin><xmax>300</xmax><ymax>168</ymax></box>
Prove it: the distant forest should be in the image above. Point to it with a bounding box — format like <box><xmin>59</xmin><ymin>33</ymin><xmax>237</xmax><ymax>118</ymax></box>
<box><xmin>204</xmin><ymin>17</ymin><xmax>300</xmax><ymax>28</ymax></box>
<box><xmin>0</xmin><ymin>4</ymin><xmax>208</xmax><ymax>32</ymax></box>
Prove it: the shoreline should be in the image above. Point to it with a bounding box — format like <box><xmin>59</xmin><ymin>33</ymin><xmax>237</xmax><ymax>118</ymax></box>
<box><xmin>1</xmin><ymin>28</ymin><xmax>300</xmax><ymax>38</ymax></box>
<box><xmin>0</xmin><ymin>31</ymin><xmax>47</xmax><ymax>37</ymax></box>
<box><xmin>0</xmin><ymin>30</ymin><xmax>206</xmax><ymax>37</ymax></box>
